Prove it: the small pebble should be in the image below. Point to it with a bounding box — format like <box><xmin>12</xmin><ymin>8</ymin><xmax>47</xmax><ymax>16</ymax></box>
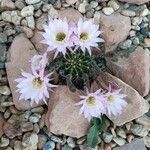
<box><xmin>102</xmin><ymin>7</ymin><xmax>114</xmax><ymax>16</ymax></box>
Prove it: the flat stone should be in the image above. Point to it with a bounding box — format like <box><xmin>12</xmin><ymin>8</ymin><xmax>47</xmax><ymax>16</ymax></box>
<box><xmin>99</xmin><ymin>13</ymin><xmax>131</xmax><ymax>53</ymax></box>
<box><xmin>91</xmin><ymin>72</ymin><xmax>149</xmax><ymax>126</ymax></box>
<box><xmin>5</xmin><ymin>34</ymin><xmax>44</xmax><ymax>110</ymax></box>
<box><xmin>45</xmin><ymin>86</ymin><xmax>89</xmax><ymax>138</ymax></box>
<box><xmin>106</xmin><ymin>47</ymin><xmax>150</xmax><ymax>96</ymax></box>
<box><xmin>114</xmin><ymin>139</ymin><xmax>146</xmax><ymax>150</ymax></box>
<box><xmin>118</xmin><ymin>0</ymin><xmax>150</xmax><ymax>5</ymax></box>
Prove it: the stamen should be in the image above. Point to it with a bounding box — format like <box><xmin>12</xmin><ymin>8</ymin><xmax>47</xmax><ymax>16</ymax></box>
<box><xmin>86</xmin><ymin>96</ymin><xmax>96</xmax><ymax>106</ymax></box>
<box><xmin>56</xmin><ymin>32</ymin><xmax>66</xmax><ymax>42</ymax></box>
<box><xmin>33</xmin><ymin>77</ymin><xmax>43</xmax><ymax>89</ymax></box>
<box><xmin>80</xmin><ymin>32</ymin><xmax>88</xmax><ymax>41</ymax></box>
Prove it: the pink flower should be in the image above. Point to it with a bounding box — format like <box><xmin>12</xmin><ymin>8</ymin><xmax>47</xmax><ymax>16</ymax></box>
<box><xmin>104</xmin><ymin>84</ymin><xmax>127</xmax><ymax>117</ymax></box>
<box><xmin>73</xmin><ymin>18</ymin><xmax>104</xmax><ymax>55</ymax></box>
<box><xmin>76</xmin><ymin>89</ymin><xmax>106</xmax><ymax>121</ymax></box>
<box><xmin>41</xmin><ymin>18</ymin><xmax>74</xmax><ymax>58</ymax></box>
<box><xmin>31</xmin><ymin>53</ymin><xmax>48</xmax><ymax>74</ymax></box>
<box><xmin>15</xmin><ymin>70</ymin><xmax>57</xmax><ymax>106</ymax></box>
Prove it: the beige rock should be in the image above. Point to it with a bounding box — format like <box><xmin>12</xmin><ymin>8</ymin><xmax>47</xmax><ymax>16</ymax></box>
<box><xmin>5</xmin><ymin>34</ymin><xmax>44</xmax><ymax>110</ymax></box>
<box><xmin>45</xmin><ymin>86</ymin><xmax>89</xmax><ymax>138</ymax></box>
<box><xmin>0</xmin><ymin>114</ymin><xmax>4</xmax><ymax>138</ymax></box>
<box><xmin>91</xmin><ymin>72</ymin><xmax>149</xmax><ymax>126</ymax></box>
<box><xmin>144</xmin><ymin>38</ymin><xmax>150</xmax><ymax>47</ymax></box>
<box><xmin>21</xmin><ymin>26</ymin><xmax>34</xmax><ymax>38</ymax></box>
<box><xmin>118</xmin><ymin>0</ymin><xmax>150</xmax><ymax>5</ymax></box>
<box><xmin>1</xmin><ymin>0</ymin><xmax>16</xmax><ymax>10</ymax></box>
<box><xmin>106</xmin><ymin>47</ymin><xmax>150</xmax><ymax>97</ymax></box>
<box><xmin>58</xmin><ymin>8</ymin><xmax>83</xmax><ymax>23</ymax></box>
<box><xmin>99</xmin><ymin>13</ymin><xmax>131</xmax><ymax>53</ymax></box>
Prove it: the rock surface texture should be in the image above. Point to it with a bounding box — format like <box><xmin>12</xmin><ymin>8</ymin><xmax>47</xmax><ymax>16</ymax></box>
<box><xmin>114</xmin><ymin>139</ymin><xmax>146</xmax><ymax>150</ymax></box>
<box><xmin>5</xmin><ymin>34</ymin><xmax>43</xmax><ymax>110</ymax></box>
<box><xmin>99</xmin><ymin>13</ymin><xmax>131</xmax><ymax>52</ymax></box>
<box><xmin>91</xmin><ymin>72</ymin><xmax>149</xmax><ymax>126</ymax></box>
<box><xmin>106</xmin><ymin>47</ymin><xmax>150</xmax><ymax>96</ymax></box>
<box><xmin>45</xmin><ymin>86</ymin><xmax>89</xmax><ymax>138</ymax></box>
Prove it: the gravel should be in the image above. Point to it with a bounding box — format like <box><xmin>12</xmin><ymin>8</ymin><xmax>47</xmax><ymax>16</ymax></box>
<box><xmin>0</xmin><ymin>0</ymin><xmax>150</xmax><ymax>149</ymax></box>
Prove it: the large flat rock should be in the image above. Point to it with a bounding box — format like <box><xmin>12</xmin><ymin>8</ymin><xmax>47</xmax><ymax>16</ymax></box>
<box><xmin>91</xmin><ymin>72</ymin><xmax>149</xmax><ymax>126</ymax></box>
<box><xmin>99</xmin><ymin>13</ymin><xmax>131</xmax><ymax>53</ymax></box>
<box><xmin>106</xmin><ymin>47</ymin><xmax>150</xmax><ymax>97</ymax></box>
<box><xmin>45</xmin><ymin>86</ymin><xmax>89</xmax><ymax>138</ymax></box>
<box><xmin>114</xmin><ymin>139</ymin><xmax>146</xmax><ymax>150</ymax></box>
<box><xmin>5</xmin><ymin>34</ymin><xmax>44</xmax><ymax>110</ymax></box>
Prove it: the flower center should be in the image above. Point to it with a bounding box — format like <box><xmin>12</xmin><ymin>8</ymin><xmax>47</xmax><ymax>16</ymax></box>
<box><xmin>33</xmin><ymin>77</ymin><xmax>43</xmax><ymax>89</ymax></box>
<box><xmin>56</xmin><ymin>32</ymin><xmax>66</xmax><ymax>43</ymax></box>
<box><xmin>107</xmin><ymin>95</ymin><xmax>115</xmax><ymax>102</ymax></box>
<box><xmin>86</xmin><ymin>96</ymin><xmax>96</xmax><ymax>106</ymax></box>
<box><xmin>80</xmin><ymin>32</ymin><xmax>88</xmax><ymax>42</ymax></box>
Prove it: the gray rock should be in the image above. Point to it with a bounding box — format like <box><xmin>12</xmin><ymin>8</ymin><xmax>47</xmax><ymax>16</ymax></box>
<box><xmin>119</xmin><ymin>39</ymin><xmax>132</xmax><ymax>49</ymax></box>
<box><xmin>0</xmin><ymin>86</ymin><xmax>11</xmax><ymax>95</ymax></box>
<box><xmin>130</xmin><ymin>124</ymin><xmax>149</xmax><ymax>137</ymax></box>
<box><xmin>43</xmin><ymin>141</ymin><xmax>55</xmax><ymax>150</ymax></box>
<box><xmin>0</xmin><ymin>33</ymin><xmax>7</xmax><ymax>43</ymax></box>
<box><xmin>0</xmin><ymin>137</ymin><xmax>9</xmax><ymax>147</ymax></box>
<box><xmin>114</xmin><ymin>139</ymin><xmax>146</xmax><ymax>150</ymax></box>
<box><xmin>135</xmin><ymin>115</ymin><xmax>150</xmax><ymax>131</ymax></box>
<box><xmin>62</xmin><ymin>144</ymin><xmax>73</xmax><ymax>150</ymax></box>
<box><xmin>108</xmin><ymin>0</ymin><xmax>120</xmax><ymax>11</ymax></box>
<box><xmin>1</xmin><ymin>0</ymin><xmax>16</xmax><ymax>10</ymax></box>
<box><xmin>26</xmin><ymin>16</ymin><xmax>35</xmax><ymax>29</ymax></box>
<box><xmin>132</xmin><ymin>17</ymin><xmax>142</xmax><ymax>26</ymax></box>
<box><xmin>29</xmin><ymin>113</ymin><xmax>41</xmax><ymax>123</ymax></box>
<box><xmin>144</xmin><ymin>136</ymin><xmax>150</xmax><ymax>148</ymax></box>
<box><xmin>37</xmin><ymin>134</ymin><xmax>47</xmax><ymax>150</ymax></box>
<box><xmin>67</xmin><ymin>137</ymin><xmax>76</xmax><ymax>148</ymax></box>
<box><xmin>21</xmin><ymin>122</ymin><xmax>33</xmax><ymax>132</ymax></box>
<box><xmin>102</xmin><ymin>132</ymin><xmax>113</xmax><ymax>143</ymax></box>
<box><xmin>25</xmin><ymin>0</ymin><xmax>41</xmax><ymax>5</ymax></box>
<box><xmin>113</xmin><ymin>137</ymin><xmax>126</xmax><ymax>146</ymax></box>
<box><xmin>0</xmin><ymin>44</ymin><xmax>7</xmax><ymax>66</ymax></box>
<box><xmin>22</xmin><ymin>133</ymin><xmax>38</xmax><ymax>150</ymax></box>
<box><xmin>1</xmin><ymin>11</ymin><xmax>22</xmax><ymax>25</ymax></box>
<box><xmin>15</xmin><ymin>0</ymin><xmax>26</xmax><ymax>10</ymax></box>
<box><xmin>21</xmin><ymin>5</ymin><xmax>34</xmax><ymax>17</ymax></box>
<box><xmin>116</xmin><ymin>129</ymin><xmax>126</xmax><ymax>139</ymax></box>
<box><xmin>102</xmin><ymin>7</ymin><xmax>114</xmax><ymax>15</ymax></box>
<box><xmin>51</xmin><ymin>135</ymin><xmax>63</xmax><ymax>143</ymax></box>
<box><xmin>121</xmin><ymin>10</ymin><xmax>136</xmax><ymax>17</ymax></box>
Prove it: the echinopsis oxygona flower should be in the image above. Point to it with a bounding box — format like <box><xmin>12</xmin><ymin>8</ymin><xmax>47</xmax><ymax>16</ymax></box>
<box><xmin>41</xmin><ymin>17</ymin><xmax>104</xmax><ymax>57</ymax></box>
<box><xmin>15</xmin><ymin>71</ymin><xmax>57</xmax><ymax>105</ymax></box>
<box><xmin>15</xmin><ymin>53</ymin><xmax>57</xmax><ymax>106</ymax></box>
<box><xmin>76</xmin><ymin>89</ymin><xmax>106</xmax><ymax>121</ymax></box>
<box><xmin>77</xmin><ymin>84</ymin><xmax>127</xmax><ymax>121</ymax></box>
<box><xmin>104</xmin><ymin>84</ymin><xmax>127</xmax><ymax>117</ymax></box>
<box><xmin>41</xmin><ymin>18</ymin><xmax>74</xmax><ymax>58</ymax></box>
